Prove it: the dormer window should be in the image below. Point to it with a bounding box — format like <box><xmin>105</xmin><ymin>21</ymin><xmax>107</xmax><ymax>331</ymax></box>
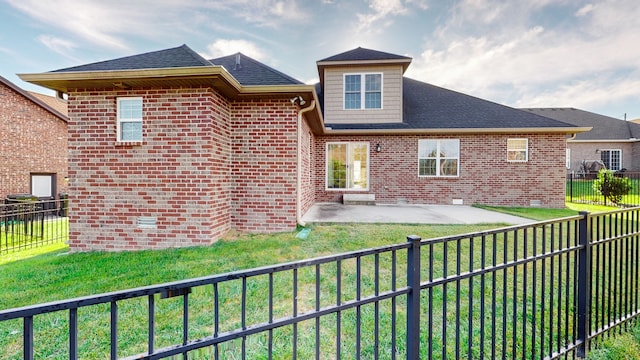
<box><xmin>344</xmin><ymin>73</ymin><xmax>382</xmax><ymax>110</ymax></box>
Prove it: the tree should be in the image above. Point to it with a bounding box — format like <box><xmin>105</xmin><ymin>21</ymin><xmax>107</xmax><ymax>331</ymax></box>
<box><xmin>593</xmin><ymin>169</ymin><xmax>632</xmax><ymax>206</ymax></box>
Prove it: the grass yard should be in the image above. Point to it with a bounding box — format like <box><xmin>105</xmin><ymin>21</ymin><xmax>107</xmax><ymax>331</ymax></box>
<box><xmin>566</xmin><ymin>177</ymin><xmax>640</xmax><ymax>206</ymax></box>
<box><xmin>0</xmin><ymin>203</ymin><xmax>638</xmax><ymax>358</ymax></box>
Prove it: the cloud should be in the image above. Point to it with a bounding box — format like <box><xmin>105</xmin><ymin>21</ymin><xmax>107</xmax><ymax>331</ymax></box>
<box><xmin>5</xmin><ymin>0</ymin><xmax>309</xmax><ymax>54</ymax></box>
<box><xmin>356</xmin><ymin>0</ymin><xmax>407</xmax><ymax>31</ymax></box>
<box><xmin>575</xmin><ymin>3</ymin><xmax>595</xmax><ymax>17</ymax></box>
<box><xmin>37</xmin><ymin>35</ymin><xmax>77</xmax><ymax>56</ymax></box>
<box><xmin>407</xmin><ymin>0</ymin><xmax>640</xmax><ymax>113</ymax></box>
<box><xmin>204</xmin><ymin>39</ymin><xmax>267</xmax><ymax>60</ymax></box>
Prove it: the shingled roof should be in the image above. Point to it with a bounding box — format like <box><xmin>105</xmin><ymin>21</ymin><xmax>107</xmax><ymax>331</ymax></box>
<box><xmin>209</xmin><ymin>53</ymin><xmax>302</xmax><ymax>86</ymax></box>
<box><xmin>52</xmin><ymin>44</ymin><xmax>212</xmax><ymax>72</ymax></box>
<box><xmin>319</xmin><ymin>77</ymin><xmax>577</xmax><ymax>131</ymax></box>
<box><xmin>522</xmin><ymin>108</ymin><xmax>640</xmax><ymax>140</ymax></box>
<box><xmin>318</xmin><ymin>47</ymin><xmax>411</xmax><ymax>62</ymax></box>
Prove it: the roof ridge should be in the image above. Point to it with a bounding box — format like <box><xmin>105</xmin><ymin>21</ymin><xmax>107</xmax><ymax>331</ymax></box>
<box><xmin>233</xmin><ymin>53</ymin><xmax>302</xmax><ymax>84</ymax></box>
<box><xmin>179</xmin><ymin>44</ymin><xmax>213</xmax><ymax>66</ymax></box>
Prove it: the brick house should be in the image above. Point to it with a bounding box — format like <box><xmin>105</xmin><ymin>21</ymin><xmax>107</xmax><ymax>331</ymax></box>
<box><xmin>0</xmin><ymin>76</ymin><xmax>68</xmax><ymax>201</ymax></box>
<box><xmin>523</xmin><ymin>108</ymin><xmax>640</xmax><ymax>174</ymax></box>
<box><xmin>20</xmin><ymin>45</ymin><xmax>586</xmax><ymax>251</ymax></box>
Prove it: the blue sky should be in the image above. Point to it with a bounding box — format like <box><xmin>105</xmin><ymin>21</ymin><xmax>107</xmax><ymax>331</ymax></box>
<box><xmin>1</xmin><ymin>0</ymin><xmax>639</xmax><ymax>120</ymax></box>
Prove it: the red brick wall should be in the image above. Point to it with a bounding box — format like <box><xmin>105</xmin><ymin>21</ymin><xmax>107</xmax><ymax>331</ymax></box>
<box><xmin>314</xmin><ymin>133</ymin><xmax>566</xmax><ymax>208</ymax></box>
<box><xmin>229</xmin><ymin>100</ymin><xmax>299</xmax><ymax>232</ymax></box>
<box><xmin>66</xmin><ymin>87</ymin><xmax>230</xmax><ymax>251</ymax></box>
<box><xmin>298</xmin><ymin>115</ymin><xmax>316</xmax><ymax>218</ymax></box>
<box><xmin>0</xmin><ymin>82</ymin><xmax>68</xmax><ymax>198</ymax></box>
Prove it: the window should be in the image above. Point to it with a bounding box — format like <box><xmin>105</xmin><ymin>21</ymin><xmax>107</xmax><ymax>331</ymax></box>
<box><xmin>344</xmin><ymin>73</ymin><xmax>382</xmax><ymax>109</ymax></box>
<box><xmin>507</xmin><ymin>138</ymin><xmax>528</xmax><ymax>162</ymax></box>
<box><xmin>327</xmin><ymin>143</ymin><xmax>369</xmax><ymax>189</ymax></box>
<box><xmin>117</xmin><ymin>97</ymin><xmax>143</xmax><ymax>142</ymax></box>
<box><xmin>418</xmin><ymin>139</ymin><xmax>459</xmax><ymax>177</ymax></box>
<box><xmin>600</xmin><ymin>149</ymin><xmax>622</xmax><ymax>170</ymax></box>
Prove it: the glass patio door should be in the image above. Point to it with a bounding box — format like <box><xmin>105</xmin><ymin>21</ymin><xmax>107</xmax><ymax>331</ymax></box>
<box><xmin>327</xmin><ymin>143</ymin><xmax>369</xmax><ymax>190</ymax></box>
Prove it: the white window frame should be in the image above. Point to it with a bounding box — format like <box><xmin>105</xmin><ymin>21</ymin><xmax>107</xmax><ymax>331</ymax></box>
<box><xmin>507</xmin><ymin>138</ymin><xmax>528</xmax><ymax>162</ymax></box>
<box><xmin>326</xmin><ymin>142</ymin><xmax>370</xmax><ymax>190</ymax></box>
<box><xmin>343</xmin><ymin>73</ymin><xmax>383</xmax><ymax>110</ymax></box>
<box><xmin>418</xmin><ymin>139</ymin><xmax>460</xmax><ymax>177</ymax></box>
<box><xmin>117</xmin><ymin>97</ymin><xmax>143</xmax><ymax>142</ymax></box>
<box><xmin>600</xmin><ymin>149</ymin><xmax>622</xmax><ymax>171</ymax></box>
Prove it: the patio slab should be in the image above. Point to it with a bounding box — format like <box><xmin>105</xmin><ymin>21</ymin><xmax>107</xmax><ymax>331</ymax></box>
<box><xmin>301</xmin><ymin>203</ymin><xmax>534</xmax><ymax>225</ymax></box>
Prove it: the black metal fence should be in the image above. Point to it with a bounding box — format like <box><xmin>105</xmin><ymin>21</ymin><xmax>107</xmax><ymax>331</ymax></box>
<box><xmin>0</xmin><ymin>208</ymin><xmax>639</xmax><ymax>359</ymax></box>
<box><xmin>567</xmin><ymin>171</ymin><xmax>640</xmax><ymax>207</ymax></box>
<box><xmin>0</xmin><ymin>197</ymin><xmax>68</xmax><ymax>254</ymax></box>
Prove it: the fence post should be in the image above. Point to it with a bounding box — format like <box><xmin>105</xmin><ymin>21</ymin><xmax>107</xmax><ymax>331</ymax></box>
<box><xmin>406</xmin><ymin>235</ymin><xmax>421</xmax><ymax>360</ymax></box>
<box><xmin>577</xmin><ymin>211</ymin><xmax>591</xmax><ymax>358</ymax></box>
<box><xmin>569</xmin><ymin>173</ymin><xmax>573</xmax><ymax>202</ymax></box>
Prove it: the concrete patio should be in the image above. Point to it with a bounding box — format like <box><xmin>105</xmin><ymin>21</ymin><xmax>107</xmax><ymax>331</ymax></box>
<box><xmin>301</xmin><ymin>203</ymin><xmax>534</xmax><ymax>225</ymax></box>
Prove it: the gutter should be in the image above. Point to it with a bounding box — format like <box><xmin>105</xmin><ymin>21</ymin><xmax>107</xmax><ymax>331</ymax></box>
<box><xmin>296</xmin><ymin>100</ymin><xmax>316</xmax><ymax>227</ymax></box>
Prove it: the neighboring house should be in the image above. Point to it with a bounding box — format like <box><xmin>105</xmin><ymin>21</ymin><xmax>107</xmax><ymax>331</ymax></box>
<box><xmin>0</xmin><ymin>76</ymin><xmax>68</xmax><ymax>202</ymax></box>
<box><xmin>19</xmin><ymin>45</ymin><xmax>586</xmax><ymax>251</ymax></box>
<box><xmin>523</xmin><ymin>108</ymin><xmax>640</xmax><ymax>174</ymax></box>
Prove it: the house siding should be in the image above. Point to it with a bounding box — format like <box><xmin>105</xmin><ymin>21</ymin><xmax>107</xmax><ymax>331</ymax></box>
<box><xmin>0</xmin><ymin>82</ymin><xmax>68</xmax><ymax>198</ymax></box>
<box><xmin>322</xmin><ymin>65</ymin><xmax>402</xmax><ymax>124</ymax></box>
<box><xmin>567</xmin><ymin>142</ymin><xmax>636</xmax><ymax>173</ymax></box>
<box><xmin>314</xmin><ymin>133</ymin><xmax>566</xmax><ymax>208</ymax></box>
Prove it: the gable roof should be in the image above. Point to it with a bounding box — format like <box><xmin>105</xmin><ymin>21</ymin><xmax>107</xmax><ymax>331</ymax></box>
<box><xmin>318</xmin><ymin>47</ymin><xmax>412</xmax><ymax>63</ymax></box>
<box><xmin>522</xmin><ymin>108</ymin><xmax>640</xmax><ymax>141</ymax></box>
<box><xmin>319</xmin><ymin>77</ymin><xmax>583</xmax><ymax>134</ymax></box>
<box><xmin>28</xmin><ymin>91</ymin><xmax>68</xmax><ymax>117</ymax></box>
<box><xmin>0</xmin><ymin>76</ymin><xmax>68</xmax><ymax>122</ymax></box>
<box><xmin>209</xmin><ymin>53</ymin><xmax>302</xmax><ymax>86</ymax></box>
<box><xmin>317</xmin><ymin>47</ymin><xmax>412</xmax><ymax>84</ymax></box>
<box><xmin>52</xmin><ymin>44</ymin><xmax>212</xmax><ymax>72</ymax></box>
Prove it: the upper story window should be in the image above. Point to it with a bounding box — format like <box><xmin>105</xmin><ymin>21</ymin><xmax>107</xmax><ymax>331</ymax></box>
<box><xmin>600</xmin><ymin>149</ymin><xmax>622</xmax><ymax>170</ymax></box>
<box><xmin>117</xmin><ymin>97</ymin><xmax>143</xmax><ymax>142</ymax></box>
<box><xmin>344</xmin><ymin>73</ymin><xmax>382</xmax><ymax>110</ymax></box>
<box><xmin>418</xmin><ymin>139</ymin><xmax>460</xmax><ymax>177</ymax></box>
<box><xmin>507</xmin><ymin>138</ymin><xmax>528</xmax><ymax>162</ymax></box>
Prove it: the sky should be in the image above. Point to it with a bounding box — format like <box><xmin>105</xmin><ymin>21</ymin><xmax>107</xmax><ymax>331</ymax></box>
<box><xmin>1</xmin><ymin>0</ymin><xmax>639</xmax><ymax>120</ymax></box>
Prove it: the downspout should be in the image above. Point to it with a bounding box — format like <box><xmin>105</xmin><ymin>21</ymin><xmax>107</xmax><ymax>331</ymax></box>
<box><xmin>296</xmin><ymin>100</ymin><xmax>316</xmax><ymax>227</ymax></box>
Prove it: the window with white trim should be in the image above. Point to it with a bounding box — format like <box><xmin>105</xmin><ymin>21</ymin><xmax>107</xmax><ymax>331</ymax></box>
<box><xmin>600</xmin><ymin>149</ymin><xmax>622</xmax><ymax>170</ymax></box>
<box><xmin>326</xmin><ymin>142</ymin><xmax>369</xmax><ymax>189</ymax></box>
<box><xmin>418</xmin><ymin>139</ymin><xmax>460</xmax><ymax>177</ymax></box>
<box><xmin>507</xmin><ymin>138</ymin><xmax>528</xmax><ymax>162</ymax></box>
<box><xmin>344</xmin><ymin>73</ymin><xmax>382</xmax><ymax>109</ymax></box>
<box><xmin>117</xmin><ymin>97</ymin><xmax>143</xmax><ymax>142</ymax></box>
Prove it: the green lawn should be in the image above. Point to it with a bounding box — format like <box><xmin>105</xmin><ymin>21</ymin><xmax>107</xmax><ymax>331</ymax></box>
<box><xmin>0</xmin><ymin>203</ymin><xmax>637</xmax><ymax>358</ymax></box>
<box><xmin>566</xmin><ymin>178</ymin><xmax>640</xmax><ymax>206</ymax></box>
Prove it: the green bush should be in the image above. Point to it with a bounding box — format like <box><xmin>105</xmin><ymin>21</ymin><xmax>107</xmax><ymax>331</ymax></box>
<box><xmin>593</xmin><ymin>169</ymin><xmax>632</xmax><ymax>205</ymax></box>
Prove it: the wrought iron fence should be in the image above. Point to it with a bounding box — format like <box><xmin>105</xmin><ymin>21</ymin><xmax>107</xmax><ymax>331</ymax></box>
<box><xmin>0</xmin><ymin>208</ymin><xmax>639</xmax><ymax>359</ymax></box>
<box><xmin>567</xmin><ymin>171</ymin><xmax>640</xmax><ymax>207</ymax></box>
<box><xmin>0</xmin><ymin>198</ymin><xmax>68</xmax><ymax>254</ymax></box>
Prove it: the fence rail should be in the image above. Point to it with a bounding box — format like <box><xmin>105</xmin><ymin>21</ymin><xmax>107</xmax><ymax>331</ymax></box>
<box><xmin>567</xmin><ymin>171</ymin><xmax>640</xmax><ymax>207</ymax></box>
<box><xmin>0</xmin><ymin>198</ymin><xmax>68</xmax><ymax>254</ymax></box>
<box><xmin>0</xmin><ymin>208</ymin><xmax>639</xmax><ymax>359</ymax></box>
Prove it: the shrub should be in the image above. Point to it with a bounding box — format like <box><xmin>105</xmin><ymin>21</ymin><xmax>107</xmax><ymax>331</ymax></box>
<box><xmin>593</xmin><ymin>169</ymin><xmax>632</xmax><ymax>205</ymax></box>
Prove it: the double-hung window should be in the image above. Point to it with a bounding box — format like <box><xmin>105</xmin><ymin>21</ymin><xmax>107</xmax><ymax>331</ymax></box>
<box><xmin>507</xmin><ymin>138</ymin><xmax>528</xmax><ymax>162</ymax></box>
<box><xmin>418</xmin><ymin>139</ymin><xmax>460</xmax><ymax>177</ymax></box>
<box><xmin>344</xmin><ymin>73</ymin><xmax>382</xmax><ymax>109</ymax></box>
<box><xmin>326</xmin><ymin>143</ymin><xmax>369</xmax><ymax>189</ymax></box>
<box><xmin>600</xmin><ymin>149</ymin><xmax>622</xmax><ymax>170</ymax></box>
<box><xmin>117</xmin><ymin>97</ymin><xmax>143</xmax><ymax>142</ymax></box>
